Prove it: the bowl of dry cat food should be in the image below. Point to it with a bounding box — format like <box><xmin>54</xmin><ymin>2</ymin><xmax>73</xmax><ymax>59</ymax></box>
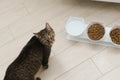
<box><xmin>87</xmin><ymin>22</ymin><xmax>105</xmax><ymax>41</ymax></box>
<box><xmin>109</xmin><ymin>25</ymin><xmax>120</xmax><ymax>46</ymax></box>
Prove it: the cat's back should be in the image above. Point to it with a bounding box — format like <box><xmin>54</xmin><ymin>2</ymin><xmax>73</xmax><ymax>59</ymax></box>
<box><xmin>4</xmin><ymin>36</ymin><xmax>43</xmax><ymax>80</ymax></box>
<box><xmin>14</xmin><ymin>36</ymin><xmax>43</xmax><ymax>64</ymax></box>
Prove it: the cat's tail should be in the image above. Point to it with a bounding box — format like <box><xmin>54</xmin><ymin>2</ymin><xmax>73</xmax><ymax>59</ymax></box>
<box><xmin>36</xmin><ymin>77</ymin><xmax>41</xmax><ymax>80</ymax></box>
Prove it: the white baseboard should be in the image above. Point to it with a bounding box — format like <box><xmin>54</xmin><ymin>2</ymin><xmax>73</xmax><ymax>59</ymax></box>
<box><xmin>93</xmin><ymin>0</ymin><xmax>120</xmax><ymax>3</ymax></box>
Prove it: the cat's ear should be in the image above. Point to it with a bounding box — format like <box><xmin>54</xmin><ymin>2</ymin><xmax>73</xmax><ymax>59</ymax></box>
<box><xmin>33</xmin><ymin>33</ymin><xmax>40</xmax><ymax>38</ymax></box>
<box><xmin>45</xmin><ymin>22</ymin><xmax>51</xmax><ymax>31</ymax></box>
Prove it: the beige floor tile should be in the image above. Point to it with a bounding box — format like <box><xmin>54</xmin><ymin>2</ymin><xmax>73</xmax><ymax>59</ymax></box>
<box><xmin>92</xmin><ymin>47</ymin><xmax>120</xmax><ymax>74</ymax></box>
<box><xmin>23</xmin><ymin>0</ymin><xmax>55</xmax><ymax>13</ymax></box>
<box><xmin>85</xmin><ymin>4</ymin><xmax>120</xmax><ymax>25</ymax></box>
<box><xmin>0</xmin><ymin>32</ymin><xmax>32</xmax><ymax>66</ymax></box>
<box><xmin>36</xmin><ymin>43</ymin><xmax>105</xmax><ymax>80</ymax></box>
<box><xmin>9</xmin><ymin>13</ymin><xmax>40</xmax><ymax>38</ymax></box>
<box><xmin>0</xmin><ymin>27</ymin><xmax>13</xmax><ymax>47</ymax></box>
<box><xmin>98</xmin><ymin>66</ymin><xmax>120</xmax><ymax>80</ymax></box>
<box><xmin>0</xmin><ymin>64</ymin><xmax>9</xmax><ymax>80</ymax></box>
<box><xmin>108</xmin><ymin>19</ymin><xmax>120</xmax><ymax>27</ymax></box>
<box><xmin>0</xmin><ymin>0</ymin><xmax>24</xmax><ymax>14</ymax></box>
<box><xmin>56</xmin><ymin>59</ymin><xmax>102</xmax><ymax>80</ymax></box>
<box><xmin>24</xmin><ymin>0</ymin><xmax>85</xmax><ymax>14</ymax></box>
<box><xmin>0</xmin><ymin>4</ymin><xmax>28</xmax><ymax>29</ymax></box>
<box><xmin>52</xmin><ymin>31</ymin><xmax>77</xmax><ymax>55</ymax></box>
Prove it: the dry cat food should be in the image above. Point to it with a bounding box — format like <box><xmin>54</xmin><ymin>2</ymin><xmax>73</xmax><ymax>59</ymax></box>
<box><xmin>110</xmin><ymin>28</ymin><xmax>120</xmax><ymax>45</ymax></box>
<box><xmin>87</xmin><ymin>23</ymin><xmax>105</xmax><ymax>40</ymax></box>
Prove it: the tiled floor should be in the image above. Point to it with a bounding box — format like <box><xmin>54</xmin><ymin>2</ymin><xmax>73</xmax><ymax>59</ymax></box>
<box><xmin>1</xmin><ymin>0</ymin><xmax>120</xmax><ymax>80</ymax></box>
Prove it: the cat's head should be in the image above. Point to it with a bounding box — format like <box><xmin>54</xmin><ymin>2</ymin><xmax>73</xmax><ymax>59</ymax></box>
<box><xmin>34</xmin><ymin>23</ymin><xmax>55</xmax><ymax>46</ymax></box>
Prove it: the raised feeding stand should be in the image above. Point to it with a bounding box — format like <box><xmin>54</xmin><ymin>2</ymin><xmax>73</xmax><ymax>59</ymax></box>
<box><xmin>65</xmin><ymin>17</ymin><xmax>120</xmax><ymax>48</ymax></box>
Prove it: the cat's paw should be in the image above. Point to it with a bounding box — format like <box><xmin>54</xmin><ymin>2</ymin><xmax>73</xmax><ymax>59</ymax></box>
<box><xmin>43</xmin><ymin>65</ymin><xmax>48</xmax><ymax>69</ymax></box>
<box><xmin>36</xmin><ymin>77</ymin><xmax>41</xmax><ymax>80</ymax></box>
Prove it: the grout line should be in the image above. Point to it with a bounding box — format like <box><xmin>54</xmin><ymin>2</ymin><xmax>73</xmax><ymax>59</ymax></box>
<box><xmin>0</xmin><ymin>39</ymin><xmax>14</xmax><ymax>50</ymax></box>
<box><xmin>0</xmin><ymin>26</ymin><xmax>15</xmax><ymax>48</ymax></box>
<box><xmin>7</xmin><ymin>26</ymin><xmax>15</xmax><ymax>40</ymax></box>
<box><xmin>52</xmin><ymin>42</ymin><xmax>78</xmax><ymax>57</ymax></box>
<box><xmin>90</xmin><ymin>46</ymin><xmax>108</xmax><ymax>59</ymax></box>
<box><xmin>107</xmin><ymin>18</ymin><xmax>120</xmax><ymax>27</ymax></box>
<box><xmin>0</xmin><ymin>25</ymin><xmax>39</xmax><ymax>49</ymax></box>
<box><xmin>22</xmin><ymin>2</ymin><xmax>30</xmax><ymax>14</ymax></box>
<box><xmin>0</xmin><ymin>5</ymin><xmax>29</xmax><ymax>31</ymax></box>
<box><xmin>0</xmin><ymin>2</ymin><xmax>24</xmax><ymax>15</ymax></box>
<box><xmin>96</xmin><ymin>64</ymin><xmax>120</xmax><ymax>80</ymax></box>
<box><xmin>54</xmin><ymin>58</ymin><xmax>91</xmax><ymax>80</ymax></box>
<box><xmin>105</xmin><ymin>16</ymin><xmax>120</xmax><ymax>27</ymax></box>
<box><xmin>53</xmin><ymin>42</ymin><xmax>108</xmax><ymax>59</ymax></box>
<box><xmin>24</xmin><ymin>0</ymin><xmax>58</xmax><ymax>15</ymax></box>
<box><xmin>54</xmin><ymin>47</ymin><xmax>108</xmax><ymax>80</ymax></box>
<box><xmin>90</xmin><ymin>58</ymin><xmax>103</xmax><ymax>75</ymax></box>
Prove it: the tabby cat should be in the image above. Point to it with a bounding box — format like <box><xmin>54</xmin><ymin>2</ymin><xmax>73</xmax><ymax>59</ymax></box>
<box><xmin>4</xmin><ymin>23</ymin><xmax>55</xmax><ymax>80</ymax></box>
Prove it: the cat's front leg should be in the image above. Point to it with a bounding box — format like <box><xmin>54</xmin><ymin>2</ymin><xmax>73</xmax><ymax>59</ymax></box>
<box><xmin>42</xmin><ymin>53</ymin><xmax>50</xmax><ymax>69</ymax></box>
<box><xmin>42</xmin><ymin>59</ymin><xmax>49</xmax><ymax>69</ymax></box>
<box><xmin>42</xmin><ymin>47</ymin><xmax>51</xmax><ymax>69</ymax></box>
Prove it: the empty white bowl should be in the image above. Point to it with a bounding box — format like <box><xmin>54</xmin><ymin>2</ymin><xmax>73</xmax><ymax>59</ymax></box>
<box><xmin>65</xmin><ymin>17</ymin><xmax>85</xmax><ymax>36</ymax></box>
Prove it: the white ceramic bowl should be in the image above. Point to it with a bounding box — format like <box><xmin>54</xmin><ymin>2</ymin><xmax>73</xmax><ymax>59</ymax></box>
<box><xmin>65</xmin><ymin>17</ymin><xmax>85</xmax><ymax>36</ymax></box>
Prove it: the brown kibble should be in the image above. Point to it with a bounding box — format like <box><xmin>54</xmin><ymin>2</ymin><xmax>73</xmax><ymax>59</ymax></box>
<box><xmin>87</xmin><ymin>23</ymin><xmax>105</xmax><ymax>40</ymax></box>
<box><xmin>110</xmin><ymin>28</ymin><xmax>120</xmax><ymax>45</ymax></box>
